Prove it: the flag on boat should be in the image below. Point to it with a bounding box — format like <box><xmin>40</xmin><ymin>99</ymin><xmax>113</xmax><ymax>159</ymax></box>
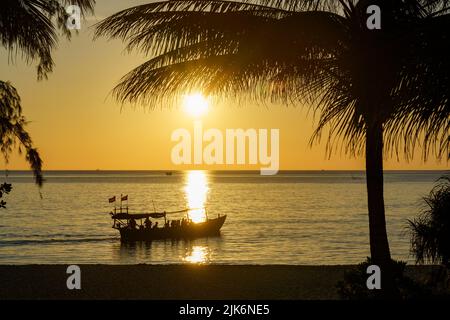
<box><xmin>121</xmin><ymin>195</ymin><xmax>128</xmax><ymax>201</ymax></box>
<box><xmin>108</xmin><ymin>196</ymin><xmax>116</xmax><ymax>203</ymax></box>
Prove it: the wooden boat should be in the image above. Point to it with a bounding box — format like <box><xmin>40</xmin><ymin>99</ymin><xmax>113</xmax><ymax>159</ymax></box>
<box><xmin>110</xmin><ymin>209</ymin><xmax>226</xmax><ymax>242</ymax></box>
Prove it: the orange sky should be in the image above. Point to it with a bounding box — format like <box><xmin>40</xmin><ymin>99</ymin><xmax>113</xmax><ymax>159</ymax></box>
<box><xmin>0</xmin><ymin>0</ymin><xmax>447</xmax><ymax>171</ymax></box>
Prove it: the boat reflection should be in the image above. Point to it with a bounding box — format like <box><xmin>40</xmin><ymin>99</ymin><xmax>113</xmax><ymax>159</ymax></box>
<box><xmin>115</xmin><ymin>240</ymin><xmax>222</xmax><ymax>264</ymax></box>
<box><xmin>184</xmin><ymin>171</ymin><xmax>209</xmax><ymax>223</ymax></box>
<box><xmin>183</xmin><ymin>245</ymin><xmax>210</xmax><ymax>264</ymax></box>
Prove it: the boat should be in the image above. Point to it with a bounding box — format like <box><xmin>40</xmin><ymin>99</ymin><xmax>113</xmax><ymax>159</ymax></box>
<box><xmin>110</xmin><ymin>208</ymin><xmax>226</xmax><ymax>242</ymax></box>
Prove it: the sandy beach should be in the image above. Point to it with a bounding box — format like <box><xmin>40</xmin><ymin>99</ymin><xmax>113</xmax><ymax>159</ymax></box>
<box><xmin>0</xmin><ymin>265</ymin><xmax>437</xmax><ymax>300</ymax></box>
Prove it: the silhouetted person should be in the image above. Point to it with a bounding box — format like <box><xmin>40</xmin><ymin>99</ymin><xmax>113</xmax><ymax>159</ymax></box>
<box><xmin>129</xmin><ymin>218</ymin><xmax>136</xmax><ymax>229</ymax></box>
<box><xmin>144</xmin><ymin>217</ymin><xmax>152</xmax><ymax>229</ymax></box>
<box><xmin>153</xmin><ymin>222</ymin><xmax>159</xmax><ymax>229</ymax></box>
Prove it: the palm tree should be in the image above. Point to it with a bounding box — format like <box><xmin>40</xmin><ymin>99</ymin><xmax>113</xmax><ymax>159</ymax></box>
<box><xmin>0</xmin><ymin>0</ymin><xmax>96</xmax><ymax>185</ymax></box>
<box><xmin>95</xmin><ymin>0</ymin><xmax>450</xmax><ymax>290</ymax></box>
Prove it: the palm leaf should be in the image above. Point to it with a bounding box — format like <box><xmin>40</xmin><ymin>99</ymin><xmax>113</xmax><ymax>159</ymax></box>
<box><xmin>0</xmin><ymin>0</ymin><xmax>96</xmax><ymax>79</ymax></box>
<box><xmin>0</xmin><ymin>81</ymin><xmax>43</xmax><ymax>186</ymax></box>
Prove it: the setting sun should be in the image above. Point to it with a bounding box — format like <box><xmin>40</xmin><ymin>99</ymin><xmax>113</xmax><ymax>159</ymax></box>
<box><xmin>183</xmin><ymin>93</ymin><xmax>209</xmax><ymax>117</ymax></box>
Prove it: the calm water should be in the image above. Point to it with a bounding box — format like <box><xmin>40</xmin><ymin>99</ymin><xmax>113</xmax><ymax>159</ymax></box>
<box><xmin>0</xmin><ymin>170</ymin><xmax>447</xmax><ymax>265</ymax></box>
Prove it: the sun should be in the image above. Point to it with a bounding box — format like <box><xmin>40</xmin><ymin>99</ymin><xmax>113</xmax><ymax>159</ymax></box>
<box><xmin>183</xmin><ymin>93</ymin><xmax>209</xmax><ymax>117</ymax></box>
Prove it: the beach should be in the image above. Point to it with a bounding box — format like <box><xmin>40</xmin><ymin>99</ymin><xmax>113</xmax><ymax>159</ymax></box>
<box><xmin>0</xmin><ymin>265</ymin><xmax>437</xmax><ymax>300</ymax></box>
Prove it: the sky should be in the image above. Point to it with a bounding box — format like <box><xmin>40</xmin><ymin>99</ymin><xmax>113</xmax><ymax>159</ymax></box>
<box><xmin>0</xmin><ymin>0</ymin><xmax>447</xmax><ymax>171</ymax></box>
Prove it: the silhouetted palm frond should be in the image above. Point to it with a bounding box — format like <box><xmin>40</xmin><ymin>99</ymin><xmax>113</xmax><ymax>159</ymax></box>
<box><xmin>384</xmin><ymin>13</ymin><xmax>450</xmax><ymax>161</ymax></box>
<box><xmin>409</xmin><ymin>176</ymin><xmax>450</xmax><ymax>266</ymax></box>
<box><xmin>0</xmin><ymin>0</ymin><xmax>95</xmax><ymax>79</ymax></box>
<box><xmin>0</xmin><ymin>81</ymin><xmax>43</xmax><ymax>186</ymax></box>
<box><xmin>94</xmin><ymin>1</ymin><xmax>346</xmax><ymax>103</ymax></box>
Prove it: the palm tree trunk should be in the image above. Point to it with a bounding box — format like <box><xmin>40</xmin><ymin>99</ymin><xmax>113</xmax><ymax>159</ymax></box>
<box><xmin>365</xmin><ymin>122</ymin><xmax>399</xmax><ymax>297</ymax></box>
<box><xmin>365</xmin><ymin>122</ymin><xmax>391</xmax><ymax>264</ymax></box>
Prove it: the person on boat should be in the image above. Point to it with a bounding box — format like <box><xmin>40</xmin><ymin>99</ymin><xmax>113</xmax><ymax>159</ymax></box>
<box><xmin>129</xmin><ymin>218</ymin><xmax>137</xmax><ymax>229</ymax></box>
<box><xmin>152</xmin><ymin>221</ymin><xmax>159</xmax><ymax>229</ymax></box>
<box><xmin>164</xmin><ymin>220</ymin><xmax>170</xmax><ymax>228</ymax></box>
<box><xmin>144</xmin><ymin>217</ymin><xmax>152</xmax><ymax>229</ymax></box>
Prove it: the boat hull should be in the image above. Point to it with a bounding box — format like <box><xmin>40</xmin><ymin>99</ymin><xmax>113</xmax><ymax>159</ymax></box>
<box><xmin>118</xmin><ymin>215</ymin><xmax>226</xmax><ymax>242</ymax></box>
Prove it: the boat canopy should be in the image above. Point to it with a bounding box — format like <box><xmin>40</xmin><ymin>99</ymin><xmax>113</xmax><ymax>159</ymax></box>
<box><xmin>111</xmin><ymin>212</ymin><xmax>164</xmax><ymax>220</ymax></box>
<box><xmin>111</xmin><ymin>208</ymin><xmax>194</xmax><ymax>220</ymax></box>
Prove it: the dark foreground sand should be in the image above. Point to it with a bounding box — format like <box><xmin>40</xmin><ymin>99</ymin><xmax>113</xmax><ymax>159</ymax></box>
<box><xmin>0</xmin><ymin>265</ymin><xmax>437</xmax><ymax>300</ymax></box>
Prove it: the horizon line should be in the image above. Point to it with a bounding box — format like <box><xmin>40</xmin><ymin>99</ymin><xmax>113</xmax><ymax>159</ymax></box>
<box><xmin>1</xmin><ymin>169</ymin><xmax>449</xmax><ymax>173</ymax></box>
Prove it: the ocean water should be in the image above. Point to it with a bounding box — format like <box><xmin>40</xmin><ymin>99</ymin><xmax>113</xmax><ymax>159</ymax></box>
<box><xmin>0</xmin><ymin>170</ymin><xmax>447</xmax><ymax>265</ymax></box>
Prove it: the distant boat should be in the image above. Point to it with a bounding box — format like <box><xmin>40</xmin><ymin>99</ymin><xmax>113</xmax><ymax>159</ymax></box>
<box><xmin>165</xmin><ymin>171</ymin><xmax>173</xmax><ymax>176</ymax></box>
<box><xmin>109</xmin><ymin>208</ymin><xmax>226</xmax><ymax>242</ymax></box>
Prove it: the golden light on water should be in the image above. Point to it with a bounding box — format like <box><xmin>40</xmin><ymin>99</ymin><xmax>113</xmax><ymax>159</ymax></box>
<box><xmin>184</xmin><ymin>171</ymin><xmax>209</xmax><ymax>223</ymax></box>
<box><xmin>183</xmin><ymin>93</ymin><xmax>209</xmax><ymax>117</ymax></box>
<box><xmin>183</xmin><ymin>246</ymin><xmax>209</xmax><ymax>264</ymax></box>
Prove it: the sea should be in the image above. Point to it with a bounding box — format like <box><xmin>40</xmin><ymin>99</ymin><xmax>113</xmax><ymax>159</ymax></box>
<box><xmin>0</xmin><ymin>170</ymin><xmax>447</xmax><ymax>265</ymax></box>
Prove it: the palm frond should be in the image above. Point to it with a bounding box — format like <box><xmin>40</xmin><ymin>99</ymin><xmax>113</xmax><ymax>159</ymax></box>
<box><xmin>0</xmin><ymin>0</ymin><xmax>96</xmax><ymax>79</ymax></box>
<box><xmin>233</xmin><ymin>0</ymin><xmax>351</xmax><ymax>12</ymax></box>
<box><xmin>96</xmin><ymin>5</ymin><xmax>346</xmax><ymax>102</ymax></box>
<box><xmin>0</xmin><ymin>81</ymin><xmax>43</xmax><ymax>186</ymax></box>
<box><xmin>409</xmin><ymin>176</ymin><xmax>450</xmax><ymax>266</ymax></box>
<box><xmin>383</xmin><ymin>12</ymin><xmax>450</xmax><ymax>161</ymax></box>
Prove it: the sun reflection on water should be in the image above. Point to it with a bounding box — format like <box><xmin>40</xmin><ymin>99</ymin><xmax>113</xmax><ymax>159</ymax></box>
<box><xmin>183</xmin><ymin>245</ymin><xmax>210</xmax><ymax>264</ymax></box>
<box><xmin>184</xmin><ymin>171</ymin><xmax>209</xmax><ymax>223</ymax></box>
